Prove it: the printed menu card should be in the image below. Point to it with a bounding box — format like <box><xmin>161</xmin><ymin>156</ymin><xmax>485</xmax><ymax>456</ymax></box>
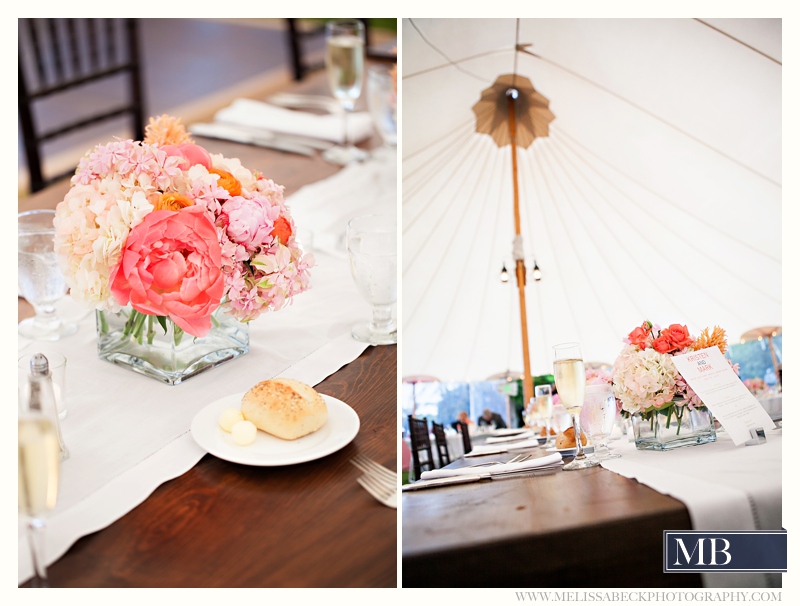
<box><xmin>671</xmin><ymin>347</ymin><xmax>776</xmax><ymax>445</ymax></box>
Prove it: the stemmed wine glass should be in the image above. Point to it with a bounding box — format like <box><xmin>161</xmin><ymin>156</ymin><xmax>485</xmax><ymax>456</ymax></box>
<box><xmin>323</xmin><ymin>19</ymin><xmax>368</xmax><ymax>165</ymax></box>
<box><xmin>19</xmin><ymin>210</ymin><xmax>77</xmax><ymax>341</ymax></box>
<box><xmin>580</xmin><ymin>384</ymin><xmax>621</xmax><ymax>462</ymax></box>
<box><xmin>346</xmin><ymin>214</ymin><xmax>397</xmax><ymax>344</ymax></box>
<box><xmin>552</xmin><ymin>342</ymin><xmax>599</xmax><ymax>470</ymax></box>
<box><xmin>18</xmin><ymin>406</ymin><xmax>61</xmax><ymax>586</ymax></box>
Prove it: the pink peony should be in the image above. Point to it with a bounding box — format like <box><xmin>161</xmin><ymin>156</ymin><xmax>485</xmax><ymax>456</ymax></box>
<box><xmin>220</xmin><ymin>195</ymin><xmax>280</xmax><ymax>250</ymax></box>
<box><xmin>109</xmin><ymin>207</ymin><xmax>224</xmax><ymax>337</ymax></box>
<box><xmin>160</xmin><ymin>143</ymin><xmax>212</xmax><ymax>170</ymax></box>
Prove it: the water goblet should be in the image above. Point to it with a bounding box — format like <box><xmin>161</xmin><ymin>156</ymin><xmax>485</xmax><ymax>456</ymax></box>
<box><xmin>366</xmin><ymin>64</ymin><xmax>397</xmax><ymax>148</ymax></box>
<box><xmin>346</xmin><ymin>214</ymin><xmax>397</xmax><ymax>345</ymax></box>
<box><xmin>580</xmin><ymin>384</ymin><xmax>621</xmax><ymax>461</ymax></box>
<box><xmin>19</xmin><ymin>210</ymin><xmax>77</xmax><ymax>341</ymax></box>
<box><xmin>534</xmin><ymin>384</ymin><xmax>554</xmax><ymax>441</ymax></box>
<box><xmin>323</xmin><ymin>19</ymin><xmax>368</xmax><ymax>165</ymax></box>
<box><xmin>552</xmin><ymin>342</ymin><xmax>599</xmax><ymax>470</ymax></box>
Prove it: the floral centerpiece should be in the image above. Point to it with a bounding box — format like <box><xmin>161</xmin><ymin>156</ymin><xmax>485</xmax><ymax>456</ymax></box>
<box><xmin>611</xmin><ymin>321</ymin><xmax>737</xmax><ymax>450</ymax></box>
<box><xmin>53</xmin><ymin>115</ymin><xmax>314</xmax><ymax>384</ymax></box>
<box><xmin>743</xmin><ymin>377</ymin><xmax>767</xmax><ymax>395</ymax></box>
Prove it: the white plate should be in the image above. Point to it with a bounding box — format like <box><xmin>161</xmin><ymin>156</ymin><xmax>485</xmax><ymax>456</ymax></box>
<box><xmin>191</xmin><ymin>392</ymin><xmax>360</xmax><ymax>466</ymax></box>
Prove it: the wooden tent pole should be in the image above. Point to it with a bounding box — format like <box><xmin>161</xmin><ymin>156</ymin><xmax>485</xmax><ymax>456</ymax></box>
<box><xmin>507</xmin><ymin>92</ymin><xmax>534</xmax><ymax>408</ymax></box>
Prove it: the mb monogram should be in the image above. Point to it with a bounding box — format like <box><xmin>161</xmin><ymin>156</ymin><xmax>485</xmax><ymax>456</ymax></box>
<box><xmin>664</xmin><ymin>530</ymin><xmax>787</xmax><ymax>573</ymax></box>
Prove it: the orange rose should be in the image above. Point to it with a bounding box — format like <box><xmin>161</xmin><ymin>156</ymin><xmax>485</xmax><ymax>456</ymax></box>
<box><xmin>662</xmin><ymin>324</ymin><xmax>693</xmax><ymax>350</ymax></box>
<box><xmin>153</xmin><ymin>192</ymin><xmax>194</xmax><ymax>212</ymax></box>
<box><xmin>652</xmin><ymin>335</ymin><xmax>673</xmax><ymax>353</ymax></box>
<box><xmin>627</xmin><ymin>326</ymin><xmax>649</xmax><ymax>349</ymax></box>
<box><xmin>209</xmin><ymin>168</ymin><xmax>242</xmax><ymax>197</ymax></box>
<box><xmin>272</xmin><ymin>216</ymin><xmax>292</xmax><ymax>245</ymax></box>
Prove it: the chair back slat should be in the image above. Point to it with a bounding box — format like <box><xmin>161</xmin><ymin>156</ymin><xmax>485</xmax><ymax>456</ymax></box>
<box><xmin>432</xmin><ymin>422</ymin><xmax>451</xmax><ymax>467</ymax></box>
<box><xmin>87</xmin><ymin>20</ymin><xmax>100</xmax><ymax>70</ymax></box>
<box><xmin>105</xmin><ymin>18</ymin><xmax>117</xmax><ymax>60</ymax></box>
<box><xmin>457</xmin><ymin>421</ymin><xmax>472</xmax><ymax>454</ymax></box>
<box><xmin>407</xmin><ymin>416</ymin><xmax>435</xmax><ymax>481</ymax></box>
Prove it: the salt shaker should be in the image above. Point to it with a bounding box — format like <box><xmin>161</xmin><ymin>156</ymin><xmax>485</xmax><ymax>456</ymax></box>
<box><xmin>25</xmin><ymin>353</ymin><xmax>69</xmax><ymax>460</ymax></box>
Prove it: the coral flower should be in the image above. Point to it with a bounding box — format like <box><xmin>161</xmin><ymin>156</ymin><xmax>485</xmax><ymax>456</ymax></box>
<box><xmin>109</xmin><ymin>207</ymin><xmax>224</xmax><ymax>337</ymax></box>
<box><xmin>272</xmin><ymin>216</ymin><xmax>292</xmax><ymax>245</ymax></box>
<box><xmin>209</xmin><ymin>168</ymin><xmax>242</xmax><ymax>196</ymax></box>
<box><xmin>160</xmin><ymin>143</ymin><xmax>212</xmax><ymax>170</ymax></box>
<box><xmin>153</xmin><ymin>192</ymin><xmax>194</xmax><ymax>212</ymax></box>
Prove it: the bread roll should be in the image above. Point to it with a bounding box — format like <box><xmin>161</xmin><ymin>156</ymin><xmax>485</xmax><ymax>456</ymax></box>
<box><xmin>241</xmin><ymin>378</ymin><xmax>327</xmax><ymax>440</ymax></box>
<box><xmin>555</xmin><ymin>426</ymin><xmax>587</xmax><ymax>449</ymax></box>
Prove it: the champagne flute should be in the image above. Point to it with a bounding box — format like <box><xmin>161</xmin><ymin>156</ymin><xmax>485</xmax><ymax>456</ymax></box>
<box><xmin>19</xmin><ymin>411</ymin><xmax>60</xmax><ymax>586</ymax></box>
<box><xmin>346</xmin><ymin>214</ymin><xmax>397</xmax><ymax>344</ymax></box>
<box><xmin>552</xmin><ymin>342</ymin><xmax>599</xmax><ymax>470</ymax></box>
<box><xmin>18</xmin><ymin>210</ymin><xmax>78</xmax><ymax>340</ymax></box>
<box><xmin>323</xmin><ymin>19</ymin><xmax>368</xmax><ymax>165</ymax></box>
<box><xmin>580</xmin><ymin>384</ymin><xmax>621</xmax><ymax>461</ymax></box>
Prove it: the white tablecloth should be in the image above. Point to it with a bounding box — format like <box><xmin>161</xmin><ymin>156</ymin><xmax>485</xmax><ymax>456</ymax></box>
<box><xmin>603</xmin><ymin>427</ymin><xmax>782</xmax><ymax>588</ymax></box>
<box><xmin>18</xmin><ymin>150</ymin><xmax>396</xmax><ymax>584</ymax></box>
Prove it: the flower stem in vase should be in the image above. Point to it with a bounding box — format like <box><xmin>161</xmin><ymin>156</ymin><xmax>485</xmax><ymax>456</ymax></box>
<box><xmin>173</xmin><ymin>323</ymin><xmax>184</xmax><ymax>347</ymax></box>
<box><xmin>132</xmin><ymin>312</ymin><xmax>147</xmax><ymax>344</ymax></box>
<box><xmin>146</xmin><ymin>315</ymin><xmax>155</xmax><ymax>345</ymax></box>
<box><xmin>98</xmin><ymin>310</ymin><xmax>109</xmax><ymax>334</ymax></box>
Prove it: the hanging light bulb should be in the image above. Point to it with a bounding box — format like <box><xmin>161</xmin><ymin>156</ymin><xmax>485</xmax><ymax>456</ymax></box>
<box><xmin>532</xmin><ymin>260</ymin><xmax>542</xmax><ymax>281</ymax></box>
<box><xmin>500</xmin><ymin>264</ymin><xmax>509</xmax><ymax>282</ymax></box>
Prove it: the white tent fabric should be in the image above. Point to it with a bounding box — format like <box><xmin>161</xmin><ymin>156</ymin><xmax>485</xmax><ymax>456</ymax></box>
<box><xmin>402</xmin><ymin>18</ymin><xmax>781</xmax><ymax>382</ymax></box>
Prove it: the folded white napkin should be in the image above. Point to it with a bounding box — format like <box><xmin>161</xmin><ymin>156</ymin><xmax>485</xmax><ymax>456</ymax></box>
<box><xmin>214</xmin><ymin>98</ymin><xmax>374</xmax><ymax>144</ymax></box>
<box><xmin>466</xmin><ymin>438</ymin><xmax>542</xmax><ymax>456</ymax></box>
<box><xmin>486</xmin><ymin>430</ymin><xmax>535</xmax><ymax>444</ymax></box>
<box><xmin>420</xmin><ymin>453</ymin><xmax>563</xmax><ymax>480</ymax></box>
<box><xmin>486</xmin><ymin>428</ymin><xmax>528</xmax><ymax>437</ymax></box>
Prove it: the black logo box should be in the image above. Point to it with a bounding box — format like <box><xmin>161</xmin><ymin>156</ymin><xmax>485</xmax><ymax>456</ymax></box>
<box><xmin>664</xmin><ymin>530</ymin><xmax>787</xmax><ymax>573</ymax></box>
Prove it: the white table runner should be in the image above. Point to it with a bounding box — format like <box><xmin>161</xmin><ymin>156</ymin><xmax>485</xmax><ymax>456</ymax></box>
<box><xmin>603</xmin><ymin>427</ymin><xmax>782</xmax><ymax>588</ymax></box>
<box><xmin>18</xmin><ymin>151</ymin><xmax>397</xmax><ymax>584</ymax></box>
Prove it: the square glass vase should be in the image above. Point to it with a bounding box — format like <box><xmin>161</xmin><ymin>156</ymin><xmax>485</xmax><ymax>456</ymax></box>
<box><xmin>96</xmin><ymin>307</ymin><xmax>248</xmax><ymax>385</ymax></box>
<box><xmin>632</xmin><ymin>404</ymin><xmax>716</xmax><ymax>451</ymax></box>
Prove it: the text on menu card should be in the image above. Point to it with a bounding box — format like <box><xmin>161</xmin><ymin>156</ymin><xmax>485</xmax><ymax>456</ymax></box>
<box><xmin>671</xmin><ymin>347</ymin><xmax>775</xmax><ymax>446</ymax></box>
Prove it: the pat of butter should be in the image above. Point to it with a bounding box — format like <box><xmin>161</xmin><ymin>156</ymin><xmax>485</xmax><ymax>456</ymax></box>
<box><xmin>232</xmin><ymin>420</ymin><xmax>257</xmax><ymax>446</ymax></box>
<box><xmin>218</xmin><ymin>408</ymin><xmax>244</xmax><ymax>432</ymax></box>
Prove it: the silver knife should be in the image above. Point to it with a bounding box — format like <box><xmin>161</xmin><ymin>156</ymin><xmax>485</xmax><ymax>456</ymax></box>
<box><xmin>189</xmin><ymin>123</ymin><xmax>315</xmax><ymax>157</ymax></box>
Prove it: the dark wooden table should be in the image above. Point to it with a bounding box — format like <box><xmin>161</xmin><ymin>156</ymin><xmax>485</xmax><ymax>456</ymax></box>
<box><xmin>402</xmin><ymin>448</ymin><xmax>703</xmax><ymax>588</ymax></box>
<box><xmin>19</xmin><ymin>66</ymin><xmax>397</xmax><ymax>588</ymax></box>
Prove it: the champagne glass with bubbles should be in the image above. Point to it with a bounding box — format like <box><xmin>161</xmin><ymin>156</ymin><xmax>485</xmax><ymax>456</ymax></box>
<box><xmin>19</xmin><ymin>385</ymin><xmax>61</xmax><ymax>586</ymax></box>
<box><xmin>346</xmin><ymin>214</ymin><xmax>397</xmax><ymax>345</ymax></box>
<box><xmin>18</xmin><ymin>210</ymin><xmax>77</xmax><ymax>341</ymax></box>
<box><xmin>323</xmin><ymin>19</ymin><xmax>368</xmax><ymax>165</ymax></box>
<box><xmin>553</xmin><ymin>342</ymin><xmax>599</xmax><ymax>470</ymax></box>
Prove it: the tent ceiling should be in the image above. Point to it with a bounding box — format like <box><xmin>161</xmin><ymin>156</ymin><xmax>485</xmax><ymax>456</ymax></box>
<box><xmin>402</xmin><ymin>18</ymin><xmax>781</xmax><ymax>382</ymax></box>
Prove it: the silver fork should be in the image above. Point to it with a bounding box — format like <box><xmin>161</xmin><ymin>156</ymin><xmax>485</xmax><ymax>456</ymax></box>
<box><xmin>465</xmin><ymin>453</ymin><xmax>532</xmax><ymax>468</ymax></box>
<box><xmin>357</xmin><ymin>474</ymin><xmax>397</xmax><ymax>508</ymax></box>
<box><xmin>351</xmin><ymin>455</ymin><xmax>397</xmax><ymax>508</ymax></box>
<box><xmin>351</xmin><ymin>454</ymin><xmax>396</xmax><ymax>482</ymax></box>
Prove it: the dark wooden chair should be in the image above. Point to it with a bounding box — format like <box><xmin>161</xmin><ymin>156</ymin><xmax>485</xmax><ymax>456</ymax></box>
<box><xmin>431</xmin><ymin>422</ymin><xmax>451</xmax><ymax>468</ymax></box>
<box><xmin>457</xmin><ymin>421</ymin><xmax>472</xmax><ymax>455</ymax></box>
<box><xmin>285</xmin><ymin>19</ymin><xmax>396</xmax><ymax>81</ymax></box>
<box><xmin>407</xmin><ymin>415</ymin><xmax>435</xmax><ymax>481</ymax></box>
<box><xmin>285</xmin><ymin>18</ymin><xmax>326</xmax><ymax>81</ymax></box>
<box><xmin>18</xmin><ymin>18</ymin><xmax>145</xmax><ymax>193</ymax></box>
